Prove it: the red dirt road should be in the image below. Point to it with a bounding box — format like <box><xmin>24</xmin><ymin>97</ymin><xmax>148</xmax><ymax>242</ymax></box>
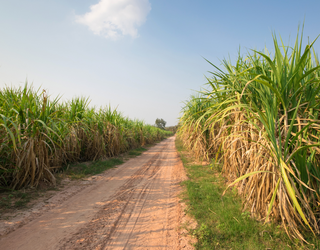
<box><xmin>0</xmin><ymin>136</ymin><xmax>193</xmax><ymax>249</ymax></box>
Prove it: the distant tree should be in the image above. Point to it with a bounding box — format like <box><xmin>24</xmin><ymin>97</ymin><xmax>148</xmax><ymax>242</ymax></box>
<box><xmin>165</xmin><ymin>125</ymin><xmax>179</xmax><ymax>134</ymax></box>
<box><xmin>155</xmin><ymin>118</ymin><xmax>166</xmax><ymax>130</ymax></box>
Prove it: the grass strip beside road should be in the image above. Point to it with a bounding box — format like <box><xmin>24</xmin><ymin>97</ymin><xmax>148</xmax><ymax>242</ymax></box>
<box><xmin>62</xmin><ymin>144</ymin><xmax>155</xmax><ymax>180</ymax></box>
<box><xmin>0</xmin><ymin>145</ymin><xmax>152</xmax><ymax>215</ymax></box>
<box><xmin>175</xmin><ymin>138</ymin><xmax>313</xmax><ymax>250</ymax></box>
<box><xmin>128</xmin><ymin>147</ymin><xmax>148</xmax><ymax>156</ymax></box>
<box><xmin>0</xmin><ymin>156</ymin><xmax>124</xmax><ymax>214</ymax></box>
<box><xmin>62</xmin><ymin>158</ymin><xmax>124</xmax><ymax>180</ymax></box>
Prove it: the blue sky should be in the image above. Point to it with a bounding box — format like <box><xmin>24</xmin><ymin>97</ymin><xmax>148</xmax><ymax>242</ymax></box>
<box><xmin>1</xmin><ymin>0</ymin><xmax>320</xmax><ymax>126</ymax></box>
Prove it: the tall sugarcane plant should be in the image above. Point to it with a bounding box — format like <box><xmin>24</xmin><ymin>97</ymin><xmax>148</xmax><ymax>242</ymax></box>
<box><xmin>178</xmin><ymin>27</ymin><xmax>320</xmax><ymax>241</ymax></box>
<box><xmin>0</xmin><ymin>84</ymin><xmax>172</xmax><ymax>189</ymax></box>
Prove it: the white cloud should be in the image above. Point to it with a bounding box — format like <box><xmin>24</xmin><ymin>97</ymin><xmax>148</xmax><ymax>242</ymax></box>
<box><xmin>75</xmin><ymin>0</ymin><xmax>151</xmax><ymax>39</ymax></box>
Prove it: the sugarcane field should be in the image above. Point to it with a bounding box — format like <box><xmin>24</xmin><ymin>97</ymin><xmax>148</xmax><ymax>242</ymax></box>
<box><xmin>2</xmin><ymin>1</ymin><xmax>320</xmax><ymax>249</ymax></box>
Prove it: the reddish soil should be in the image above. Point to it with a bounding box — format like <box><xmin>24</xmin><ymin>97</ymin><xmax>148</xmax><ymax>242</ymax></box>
<box><xmin>0</xmin><ymin>136</ymin><xmax>195</xmax><ymax>249</ymax></box>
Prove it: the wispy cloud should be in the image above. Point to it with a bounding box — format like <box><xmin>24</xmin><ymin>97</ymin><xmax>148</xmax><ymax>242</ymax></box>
<box><xmin>75</xmin><ymin>0</ymin><xmax>151</xmax><ymax>39</ymax></box>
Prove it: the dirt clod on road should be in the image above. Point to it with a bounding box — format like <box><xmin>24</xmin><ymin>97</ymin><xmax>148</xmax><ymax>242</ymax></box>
<box><xmin>0</xmin><ymin>136</ymin><xmax>194</xmax><ymax>249</ymax></box>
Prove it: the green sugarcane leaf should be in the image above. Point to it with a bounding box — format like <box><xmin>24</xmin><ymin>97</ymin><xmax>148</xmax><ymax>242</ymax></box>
<box><xmin>280</xmin><ymin>159</ymin><xmax>315</xmax><ymax>235</ymax></box>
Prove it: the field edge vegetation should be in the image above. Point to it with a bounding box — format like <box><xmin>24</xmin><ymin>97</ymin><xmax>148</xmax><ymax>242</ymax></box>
<box><xmin>0</xmin><ymin>83</ymin><xmax>172</xmax><ymax>190</ymax></box>
<box><xmin>178</xmin><ymin>27</ymin><xmax>320</xmax><ymax>244</ymax></box>
<box><xmin>0</xmin><ymin>140</ymin><xmax>166</xmax><ymax>215</ymax></box>
<box><xmin>175</xmin><ymin>137</ymin><xmax>318</xmax><ymax>249</ymax></box>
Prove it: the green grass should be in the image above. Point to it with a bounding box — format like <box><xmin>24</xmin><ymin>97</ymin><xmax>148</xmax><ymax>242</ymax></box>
<box><xmin>0</xmin><ymin>158</ymin><xmax>124</xmax><ymax>213</ymax></box>
<box><xmin>0</xmin><ymin>190</ymin><xmax>31</xmax><ymax>211</ymax></box>
<box><xmin>128</xmin><ymin>147</ymin><xmax>148</xmax><ymax>156</ymax></box>
<box><xmin>63</xmin><ymin>158</ymin><xmax>124</xmax><ymax>179</ymax></box>
<box><xmin>175</xmin><ymin>138</ymin><xmax>318</xmax><ymax>250</ymax></box>
<box><xmin>0</xmin><ymin>145</ymin><xmax>150</xmax><ymax>216</ymax></box>
<box><xmin>63</xmin><ymin>146</ymin><xmax>149</xmax><ymax>179</ymax></box>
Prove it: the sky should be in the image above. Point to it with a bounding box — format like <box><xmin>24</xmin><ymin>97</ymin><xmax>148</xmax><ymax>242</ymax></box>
<box><xmin>1</xmin><ymin>0</ymin><xmax>320</xmax><ymax>126</ymax></box>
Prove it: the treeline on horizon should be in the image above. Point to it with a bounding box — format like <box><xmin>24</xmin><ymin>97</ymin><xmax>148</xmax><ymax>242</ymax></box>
<box><xmin>0</xmin><ymin>84</ymin><xmax>172</xmax><ymax>189</ymax></box>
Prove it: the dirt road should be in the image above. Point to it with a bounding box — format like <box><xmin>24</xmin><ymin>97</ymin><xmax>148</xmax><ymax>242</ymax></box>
<box><xmin>0</xmin><ymin>136</ymin><xmax>192</xmax><ymax>250</ymax></box>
